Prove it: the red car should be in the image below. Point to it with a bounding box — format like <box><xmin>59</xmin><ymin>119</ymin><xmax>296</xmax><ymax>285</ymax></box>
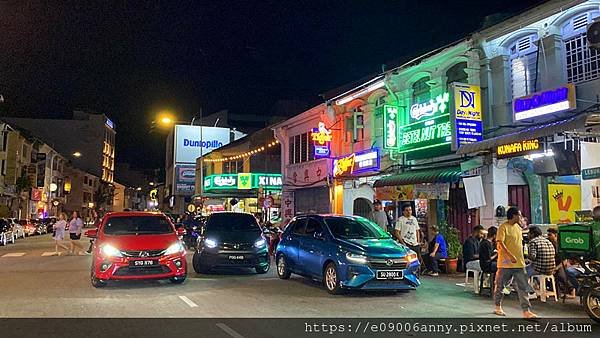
<box><xmin>87</xmin><ymin>212</ymin><xmax>187</xmax><ymax>288</ymax></box>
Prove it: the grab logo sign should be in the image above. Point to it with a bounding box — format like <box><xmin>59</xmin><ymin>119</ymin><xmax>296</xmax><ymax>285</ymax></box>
<box><xmin>565</xmin><ymin>237</ymin><xmax>584</xmax><ymax>244</ymax></box>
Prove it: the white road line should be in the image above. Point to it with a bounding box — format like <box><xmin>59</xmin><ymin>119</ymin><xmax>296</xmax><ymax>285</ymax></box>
<box><xmin>41</xmin><ymin>252</ymin><xmax>57</xmax><ymax>257</ymax></box>
<box><xmin>178</xmin><ymin>295</ymin><xmax>198</xmax><ymax>308</ymax></box>
<box><xmin>216</xmin><ymin>323</ymin><xmax>245</xmax><ymax>338</ymax></box>
<box><xmin>2</xmin><ymin>252</ymin><xmax>26</xmax><ymax>257</ymax></box>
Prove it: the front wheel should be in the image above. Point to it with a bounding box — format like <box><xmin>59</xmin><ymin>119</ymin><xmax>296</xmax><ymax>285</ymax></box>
<box><xmin>324</xmin><ymin>262</ymin><xmax>343</xmax><ymax>295</ymax></box>
<box><xmin>583</xmin><ymin>290</ymin><xmax>600</xmax><ymax>323</ymax></box>
<box><xmin>192</xmin><ymin>253</ymin><xmax>211</xmax><ymax>274</ymax></box>
<box><xmin>255</xmin><ymin>258</ymin><xmax>270</xmax><ymax>274</ymax></box>
<box><xmin>276</xmin><ymin>255</ymin><xmax>291</xmax><ymax>279</ymax></box>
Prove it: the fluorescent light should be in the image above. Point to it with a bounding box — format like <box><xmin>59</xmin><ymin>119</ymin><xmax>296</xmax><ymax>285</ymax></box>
<box><xmin>514</xmin><ymin>101</ymin><xmax>570</xmax><ymax>120</ymax></box>
<box><xmin>525</xmin><ymin>149</ymin><xmax>554</xmax><ymax>160</ymax></box>
<box><xmin>335</xmin><ymin>80</ymin><xmax>385</xmax><ymax>105</ymax></box>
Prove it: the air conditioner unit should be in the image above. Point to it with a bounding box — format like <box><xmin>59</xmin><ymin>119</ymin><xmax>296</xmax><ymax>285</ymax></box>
<box><xmin>587</xmin><ymin>18</ymin><xmax>600</xmax><ymax>50</ymax></box>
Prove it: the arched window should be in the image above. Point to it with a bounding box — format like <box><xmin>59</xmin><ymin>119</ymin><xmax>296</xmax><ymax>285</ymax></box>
<box><xmin>509</xmin><ymin>34</ymin><xmax>538</xmax><ymax>98</ymax></box>
<box><xmin>446</xmin><ymin>62</ymin><xmax>468</xmax><ymax>89</ymax></box>
<box><xmin>412</xmin><ymin>77</ymin><xmax>431</xmax><ymax>103</ymax></box>
<box><xmin>562</xmin><ymin>10</ymin><xmax>600</xmax><ymax>84</ymax></box>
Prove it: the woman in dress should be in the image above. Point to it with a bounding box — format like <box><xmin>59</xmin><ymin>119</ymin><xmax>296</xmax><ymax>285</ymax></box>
<box><xmin>52</xmin><ymin>212</ymin><xmax>70</xmax><ymax>255</ymax></box>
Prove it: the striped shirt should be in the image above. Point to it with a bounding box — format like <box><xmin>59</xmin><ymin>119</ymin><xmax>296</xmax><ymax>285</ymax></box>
<box><xmin>528</xmin><ymin>236</ymin><xmax>555</xmax><ymax>275</ymax></box>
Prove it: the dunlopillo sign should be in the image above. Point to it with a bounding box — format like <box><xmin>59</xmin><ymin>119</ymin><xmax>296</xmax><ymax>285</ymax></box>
<box><xmin>174</xmin><ymin>125</ymin><xmax>237</xmax><ymax>164</ymax></box>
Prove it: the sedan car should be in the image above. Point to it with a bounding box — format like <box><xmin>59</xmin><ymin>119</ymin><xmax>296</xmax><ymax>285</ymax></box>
<box><xmin>192</xmin><ymin>212</ymin><xmax>269</xmax><ymax>274</ymax></box>
<box><xmin>87</xmin><ymin>211</ymin><xmax>187</xmax><ymax>287</ymax></box>
<box><xmin>276</xmin><ymin>214</ymin><xmax>420</xmax><ymax>294</ymax></box>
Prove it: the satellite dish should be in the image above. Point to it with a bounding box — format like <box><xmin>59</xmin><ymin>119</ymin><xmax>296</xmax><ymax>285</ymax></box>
<box><xmin>587</xmin><ymin>19</ymin><xmax>600</xmax><ymax>50</ymax></box>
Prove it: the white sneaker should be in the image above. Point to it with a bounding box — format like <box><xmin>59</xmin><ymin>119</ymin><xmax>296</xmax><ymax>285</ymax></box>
<box><xmin>502</xmin><ymin>287</ymin><xmax>511</xmax><ymax>295</ymax></box>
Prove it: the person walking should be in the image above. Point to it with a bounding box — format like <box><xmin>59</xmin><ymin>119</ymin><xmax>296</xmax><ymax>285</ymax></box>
<box><xmin>370</xmin><ymin>200</ymin><xmax>388</xmax><ymax>232</ymax></box>
<box><xmin>68</xmin><ymin>211</ymin><xmax>86</xmax><ymax>255</ymax></box>
<box><xmin>394</xmin><ymin>204</ymin><xmax>422</xmax><ymax>267</ymax></box>
<box><xmin>494</xmin><ymin>207</ymin><xmax>537</xmax><ymax>318</ymax></box>
<box><xmin>52</xmin><ymin>212</ymin><xmax>70</xmax><ymax>256</ymax></box>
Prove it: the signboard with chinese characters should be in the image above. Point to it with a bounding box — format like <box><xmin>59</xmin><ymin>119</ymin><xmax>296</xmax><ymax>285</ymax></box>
<box><xmin>332</xmin><ymin>148</ymin><xmax>380</xmax><ymax>177</ymax></box>
<box><xmin>399</xmin><ymin>92</ymin><xmax>452</xmax><ymax>153</ymax></box>
<box><xmin>513</xmin><ymin>84</ymin><xmax>576</xmax><ymax>121</ymax></box>
<box><xmin>311</xmin><ymin>122</ymin><xmax>332</xmax><ymax>158</ymax></box>
<box><xmin>383</xmin><ymin>105</ymin><xmax>400</xmax><ymax>149</ymax></box>
<box><xmin>451</xmin><ymin>83</ymin><xmax>483</xmax><ymax>151</ymax></box>
<box><xmin>286</xmin><ymin>158</ymin><xmax>330</xmax><ymax>188</ymax></box>
<box><xmin>281</xmin><ymin>190</ymin><xmax>295</xmax><ymax>225</ymax></box>
<box><xmin>496</xmin><ymin>139</ymin><xmax>543</xmax><ymax>159</ymax></box>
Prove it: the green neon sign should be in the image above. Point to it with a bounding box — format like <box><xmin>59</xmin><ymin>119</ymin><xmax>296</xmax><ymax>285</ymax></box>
<box><xmin>204</xmin><ymin>173</ymin><xmax>283</xmax><ymax>192</ymax></box>
<box><xmin>398</xmin><ymin>114</ymin><xmax>452</xmax><ymax>153</ymax></box>
<box><xmin>383</xmin><ymin>105</ymin><xmax>400</xmax><ymax>149</ymax></box>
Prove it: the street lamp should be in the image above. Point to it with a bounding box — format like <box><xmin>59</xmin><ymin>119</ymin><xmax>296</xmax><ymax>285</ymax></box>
<box><xmin>72</xmin><ymin>151</ymin><xmax>82</xmax><ymax>158</ymax></box>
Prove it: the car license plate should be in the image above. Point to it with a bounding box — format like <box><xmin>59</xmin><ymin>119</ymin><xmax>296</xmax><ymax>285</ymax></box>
<box><xmin>376</xmin><ymin>270</ymin><xmax>403</xmax><ymax>280</ymax></box>
<box><xmin>130</xmin><ymin>260</ymin><xmax>158</xmax><ymax>267</ymax></box>
<box><xmin>228</xmin><ymin>255</ymin><xmax>244</xmax><ymax>260</ymax></box>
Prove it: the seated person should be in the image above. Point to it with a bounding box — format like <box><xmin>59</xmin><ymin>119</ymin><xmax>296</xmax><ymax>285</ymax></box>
<box><xmin>547</xmin><ymin>228</ymin><xmax>574</xmax><ymax>297</ymax></box>
<box><xmin>479</xmin><ymin>226</ymin><xmax>497</xmax><ymax>274</ymax></box>
<box><xmin>526</xmin><ymin>226</ymin><xmax>556</xmax><ymax>277</ymax></box>
<box><xmin>423</xmin><ymin>225</ymin><xmax>447</xmax><ymax>277</ymax></box>
<box><xmin>565</xmin><ymin>259</ymin><xmax>585</xmax><ymax>296</ymax></box>
<box><xmin>463</xmin><ymin>225</ymin><xmax>484</xmax><ymax>271</ymax></box>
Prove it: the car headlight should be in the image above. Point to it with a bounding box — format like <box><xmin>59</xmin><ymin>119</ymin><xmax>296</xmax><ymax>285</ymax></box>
<box><xmin>346</xmin><ymin>252</ymin><xmax>368</xmax><ymax>264</ymax></box>
<box><xmin>405</xmin><ymin>253</ymin><xmax>419</xmax><ymax>263</ymax></box>
<box><xmin>101</xmin><ymin>244</ymin><xmax>122</xmax><ymax>257</ymax></box>
<box><xmin>254</xmin><ymin>239</ymin><xmax>266</xmax><ymax>248</ymax></box>
<box><xmin>204</xmin><ymin>238</ymin><xmax>218</xmax><ymax>248</ymax></box>
<box><xmin>164</xmin><ymin>242</ymin><xmax>185</xmax><ymax>255</ymax></box>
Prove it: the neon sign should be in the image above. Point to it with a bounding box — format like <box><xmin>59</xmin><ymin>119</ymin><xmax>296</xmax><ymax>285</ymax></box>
<box><xmin>332</xmin><ymin>148</ymin><xmax>380</xmax><ymax>177</ymax></box>
<box><xmin>410</xmin><ymin>92</ymin><xmax>449</xmax><ymax>122</ymax></box>
<box><xmin>451</xmin><ymin>83</ymin><xmax>483</xmax><ymax>151</ymax></box>
<box><xmin>311</xmin><ymin>122</ymin><xmax>332</xmax><ymax>158</ymax></box>
<box><xmin>398</xmin><ymin>114</ymin><xmax>452</xmax><ymax>153</ymax></box>
<box><xmin>204</xmin><ymin>173</ymin><xmax>283</xmax><ymax>191</ymax></box>
<box><xmin>383</xmin><ymin>105</ymin><xmax>400</xmax><ymax>149</ymax></box>
<box><xmin>513</xmin><ymin>84</ymin><xmax>576</xmax><ymax>121</ymax></box>
<box><xmin>496</xmin><ymin>139</ymin><xmax>542</xmax><ymax>159</ymax></box>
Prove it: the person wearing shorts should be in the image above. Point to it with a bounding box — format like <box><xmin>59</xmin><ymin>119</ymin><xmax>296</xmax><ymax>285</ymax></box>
<box><xmin>68</xmin><ymin>211</ymin><xmax>85</xmax><ymax>255</ymax></box>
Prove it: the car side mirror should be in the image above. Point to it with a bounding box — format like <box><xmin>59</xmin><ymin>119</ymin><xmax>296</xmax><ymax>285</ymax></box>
<box><xmin>177</xmin><ymin>227</ymin><xmax>186</xmax><ymax>237</ymax></box>
<box><xmin>85</xmin><ymin>228</ymin><xmax>98</xmax><ymax>239</ymax></box>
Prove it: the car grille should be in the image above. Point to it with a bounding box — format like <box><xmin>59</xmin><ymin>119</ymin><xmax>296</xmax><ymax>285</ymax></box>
<box><xmin>219</xmin><ymin>242</ymin><xmax>254</xmax><ymax>251</ymax></box>
<box><xmin>369</xmin><ymin>259</ymin><xmax>407</xmax><ymax>270</ymax></box>
<box><xmin>120</xmin><ymin>249</ymin><xmax>165</xmax><ymax>258</ymax></box>
<box><xmin>113</xmin><ymin>265</ymin><xmax>171</xmax><ymax>276</ymax></box>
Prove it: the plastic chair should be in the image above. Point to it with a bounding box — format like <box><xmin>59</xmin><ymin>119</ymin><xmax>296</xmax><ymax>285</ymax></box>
<box><xmin>465</xmin><ymin>268</ymin><xmax>480</xmax><ymax>293</ymax></box>
<box><xmin>530</xmin><ymin>274</ymin><xmax>558</xmax><ymax>302</ymax></box>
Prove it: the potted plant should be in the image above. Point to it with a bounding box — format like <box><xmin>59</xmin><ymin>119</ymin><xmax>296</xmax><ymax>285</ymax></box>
<box><xmin>439</xmin><ymin>222</ymin><xmax>462</xmax><ymax>274</ymax></box>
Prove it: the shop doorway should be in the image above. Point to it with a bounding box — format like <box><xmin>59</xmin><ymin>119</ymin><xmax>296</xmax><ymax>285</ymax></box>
<box><xmin>353</xmin><ymin>198</ymin><xmax>373</xmax><ymax>218</ymax></box>
<box><xmin>447</xmin><ymin>187</ymin><xmax>476</xmax><ymax>243</ymax></box>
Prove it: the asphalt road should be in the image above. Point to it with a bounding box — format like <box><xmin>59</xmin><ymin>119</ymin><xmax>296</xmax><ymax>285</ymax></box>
<box><xmin>0</xmin><ymin>234</ymin><xmax>588</xmax><ymax>319</ymax></box>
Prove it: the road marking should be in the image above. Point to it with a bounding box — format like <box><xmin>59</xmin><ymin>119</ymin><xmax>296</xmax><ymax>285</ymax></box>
<box><xmin>2</xmin><ymin>253</ymin><xmax>26</xmax><ymax>257</ymax></box>
<box><xmin>216</xmin><ymin>323</ymin><xmax>245</xmax><ymax>338</ymax></box>
<box><xmin>41</xmin><ymin>252</ymin><xmax>57</xmax><ymax>257</ymax></box>
<box><xmin>178</xmin><ymin>295</ymin><xmax>198</xmax><ymax>308</ymax></box>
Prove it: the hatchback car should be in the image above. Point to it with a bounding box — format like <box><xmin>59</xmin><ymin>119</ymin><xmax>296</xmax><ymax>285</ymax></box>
<box><xmin>87</xmin><ymin>212</ymin><xmax>187</xmax><ymax>287</ymax></box>
<box><xmin>276</xmin><ymin>214</ymin><xmax>420</xmax><ymax>294</ymax></box>
<box><xmin>192</xmin><ymin>212</ymin><xmax>269</xmax><ymax>274</ymax></box>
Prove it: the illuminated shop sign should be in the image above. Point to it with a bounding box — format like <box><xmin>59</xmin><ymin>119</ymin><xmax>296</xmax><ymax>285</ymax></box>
<box><xmin>513</xmin><ymin>84</ymin><xmax>576</xmax><ymax>121</ymax></box>
<box><xmin>383</xmin><ymin>105</ymin><xmax>400</xmax><ymax>149</ymax></box>
<box><xmin>105</xmin><ymin>118</ymin><xmax>115</xmax><ymax>130</ymax></box>
<box><xmin>399</xmin><ymin>114</ymin><xmax>452</xmax><ymax>153</ymax></box>
<box><xmin>410</xmin><ymin>92</ymin><xmax>449</xmax><ymax>122</ymax></box>
<box><xmin>451</xmin><ymin>83</ymin><xmax>483</xmax><ymax>150</ymax></box>
<box><xmin>333</xmin><ymin>148</ymin><xmax>380</xmax><ymax>177</ymax></box>
<box><xmin>311</xmin><ymin>122</ymin><xmax>332</xmax><ymax>158</ymax></box>
<box><xmin>204</xmin><ymin>173</ymin><xmax>283</xmax><ymax>191</ymax></box>
<box><xmin>496</xmin><ymin>139</ymin><xmax>542</xmax><ymax>159</ymax></box>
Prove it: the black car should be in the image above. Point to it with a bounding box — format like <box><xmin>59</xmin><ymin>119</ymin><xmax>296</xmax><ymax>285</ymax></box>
<box><xmin>192</xmin><ymin>212</ymin><xmax>270</xmax><ymax>274</ymax></box>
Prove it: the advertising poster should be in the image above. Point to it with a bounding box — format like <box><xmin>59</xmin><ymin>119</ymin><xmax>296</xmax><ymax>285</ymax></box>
<box><xmin>581</xmin><ymin>142</ymin><xmax>600</xmax><ymax>210</ymax></box>
<box><xmin>413</xmin><ymin>183</ymin><xmax>450</xmax><ymax>200</ymax></box>
<box><xmin>548</xmin><ymin>184</ymin><xmax>581</xmax><ymax>224</ymax></box>
<box><xmin>175</xmin><ymin>165</ymin><xmax>196</xmax><ymax>194</ymax></box>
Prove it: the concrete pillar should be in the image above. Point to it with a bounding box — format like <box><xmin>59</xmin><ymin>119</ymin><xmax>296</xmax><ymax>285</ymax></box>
<box><xmin>539</xmin><ymin>34</ymin><xmax>566</xmax><ymax>89</ymax></box>
<box><xmin>480</xmin><ymin>159</ymin><xmax>509</xmax><ymax>227</ymax></box>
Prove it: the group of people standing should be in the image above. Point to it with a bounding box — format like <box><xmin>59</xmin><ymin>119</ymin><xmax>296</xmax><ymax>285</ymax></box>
<box><xmin>51</xmin><ymin>211</ymin><xmax>87</xmax><ymax>256</ymax></box>
<box><xmin>371</xmin><ymin>201</ymin><xmax>448</xmax><ymax>277</ymax></box>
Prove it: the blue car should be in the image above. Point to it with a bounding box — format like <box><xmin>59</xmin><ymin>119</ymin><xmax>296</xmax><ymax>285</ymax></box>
<box><xmin>275</xmin><ymin>214</ymin><xmax>420</xmax><ymax>294</ymax></box>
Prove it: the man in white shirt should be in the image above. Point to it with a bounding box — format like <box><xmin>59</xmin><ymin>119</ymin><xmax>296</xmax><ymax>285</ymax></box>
<box><xmin>394</xmin><ymin>204</ymin><xmax>422</xmax><ymax>267</ymax></box>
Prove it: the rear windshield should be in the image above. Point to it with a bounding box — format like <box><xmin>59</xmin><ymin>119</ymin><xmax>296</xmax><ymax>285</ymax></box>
<box><xmin>206</xmin><ymin>213</ymin><xmax>259</xmax><ymax>232</ymax></box>
<box><xmin>103</xmin><ymin>216</ymin><xmax>173</xmax><ymax>235</ymax></box>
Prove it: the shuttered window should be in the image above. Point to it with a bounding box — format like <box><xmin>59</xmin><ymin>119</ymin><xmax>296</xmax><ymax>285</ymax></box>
<box><xmin>563</xmin><ymin>11</ymin><xmax>600</xmax><ymax>84</ymax></box>
<box><xmin>412</xmin><ymin>77</ymin><xmax>431</xmax><ymax>103</ymax></box>
<box><xmin>509</xmin><ymin>35</ymin><xmax>538</xmax><ymax>98</ymax></box>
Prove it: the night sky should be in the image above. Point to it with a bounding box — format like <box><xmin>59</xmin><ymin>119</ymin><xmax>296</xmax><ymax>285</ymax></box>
<box><xmin>1</xmin><ymin>0</ymin><xmax>544</xmax><ymax>169</ymax></box>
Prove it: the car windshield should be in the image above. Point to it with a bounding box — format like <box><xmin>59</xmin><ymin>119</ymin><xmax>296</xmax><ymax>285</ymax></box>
<box><xmin>103</xmin><ymin>216</ymin><xmax>173</xmax><ymax>235</ymax></box>
<box><xmin>325</xmin><ymin>217</ymin><xmax>390</xmax><ymax>240</ymax></box>
<box><xmin>206</xmin><ymin>213</ymin><xmax>259</xmax><ymax>232</ymax></box>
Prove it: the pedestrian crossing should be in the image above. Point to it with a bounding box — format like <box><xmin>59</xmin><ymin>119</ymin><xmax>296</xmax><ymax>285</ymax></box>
<box><xmin>1</xmin><ymin>252</ymin><xmax>86</xmax><ymax>258</ymax></box>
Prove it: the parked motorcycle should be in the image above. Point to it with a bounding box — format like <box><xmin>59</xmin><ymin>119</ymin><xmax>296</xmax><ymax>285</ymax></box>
<box><xmin>261</xmin><ymin>222</ymin><xmax>283</xmax><ymax>256</ymax></box>
<box><xmin>575</xmin><ymin>259</ymin><xmax>600</xmax><ymax>323</ymax></box>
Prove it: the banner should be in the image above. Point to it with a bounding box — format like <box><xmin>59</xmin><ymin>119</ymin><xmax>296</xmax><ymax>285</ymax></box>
<box><xmin>581</xmin><ymin>142</ymin><xmax>600</xmax><ymax>210</ymax></box>
<box><xmin>548</xmin><ymin>184</ymin><xmax>581</xmax><ymax>224</ymax></box>
<box><xmin>281</xmin><ymin>190</ymin><xmax>294</xmax><ymax>226</ymax></box>
<box><xmin>413</xmin><ymin>183</ymin><xmax>450</xmax><ymax>200</ymax></box>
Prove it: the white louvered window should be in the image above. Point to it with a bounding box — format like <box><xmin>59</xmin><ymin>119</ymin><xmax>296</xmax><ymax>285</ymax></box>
<box><xmin>509</xmin><ymin>35</ymin><xmax>538</xmax><ymax>98</ymax></box>
<box><xmin>563</xmin><ymin>11</ymin><xmax>600</xmax><ymax>84</ymax></box>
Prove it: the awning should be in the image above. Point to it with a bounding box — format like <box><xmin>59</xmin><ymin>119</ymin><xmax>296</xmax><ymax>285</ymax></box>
<box><xmin>373</xmin><ymin>167</ymin><xmax>462</xmax><ymax>188</ymax></box>
<box><xmin>456</xmin><ymin>114</ymin><xmax>588</xmax><ymax>155</ymax></box>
